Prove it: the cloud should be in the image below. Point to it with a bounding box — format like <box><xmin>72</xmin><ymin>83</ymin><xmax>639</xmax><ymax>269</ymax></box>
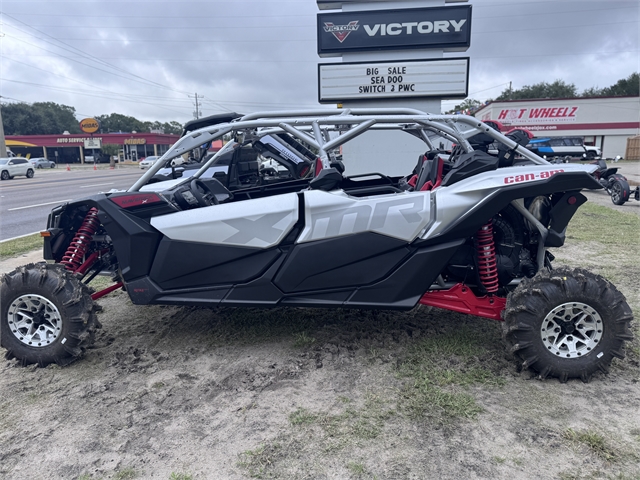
<box><xmin>1</xmin><ymin>0</ymin><xmax>637</xmax><ymax>122</ymax></box>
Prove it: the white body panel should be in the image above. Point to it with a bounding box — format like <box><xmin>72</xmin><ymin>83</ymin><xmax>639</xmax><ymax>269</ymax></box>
<box><xmin>151</xmin><ymin>193</ymin><xmax>299</xmax><ymax>248</ymax></box>
<box><xmin>299</xmin><ymin>190</ymin><xmax>433</xmax><ymax>243</ymax></box>
<box><xmin>423</xmin><ymin>163</ymin><xmax>597</xmax><ymax>239</ymax></box>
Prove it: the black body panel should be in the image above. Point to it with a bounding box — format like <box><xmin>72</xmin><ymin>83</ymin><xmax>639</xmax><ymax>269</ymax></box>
<box><xmin>123</xmin><ymin>238</ymin><xmax>463</xmax><ymax>310</ymax></box>
<box><xmin>150</xmin><ymin>239</ymin><xmax>281</xmax><ymax>290</ymax></box>
<box><xmin>274</xmin><ymin>233</ymin><xmax>409</xmax><ymax>293</ymax></box>
<box><xmin>346</xmin><ymin>240</ymin><xmax>463</xmax><ymax>308</ymax></box>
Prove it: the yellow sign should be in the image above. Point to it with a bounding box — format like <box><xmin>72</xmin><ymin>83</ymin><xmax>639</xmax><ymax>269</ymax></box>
<box><xmin>124</xmin><ymin>138</ymin><xmax>146</xmax><ymax>145</ymax></box>
<box><xmin>79</xmin><ymin>118</ymin><xmax>100</xmax><ymax>134</ymax></box>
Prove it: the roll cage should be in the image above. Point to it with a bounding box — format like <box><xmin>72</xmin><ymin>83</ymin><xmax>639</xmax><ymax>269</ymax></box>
<box><xmin>129</xmin><ymin>108</ymin><xmax>552</xmax><ymax>193</ymax></box>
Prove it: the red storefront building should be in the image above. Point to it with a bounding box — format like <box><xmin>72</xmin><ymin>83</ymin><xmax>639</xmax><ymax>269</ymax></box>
<box><xmin>6</xmin><ymin>132</ymin><xmax>180</xmax><ymax>163</ymax></box>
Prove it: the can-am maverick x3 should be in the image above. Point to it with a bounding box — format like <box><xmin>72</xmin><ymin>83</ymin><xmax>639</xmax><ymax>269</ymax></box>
<box><xmin>1</xmin><ymin>108</ymin><xmax>633</xmax><ymax>382</ymax></box>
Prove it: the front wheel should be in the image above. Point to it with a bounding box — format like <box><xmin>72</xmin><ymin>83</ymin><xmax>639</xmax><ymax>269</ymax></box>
<box><xmin>610</xmin><ymin>179</ymin><xmax>630</xmax><ymax>205</ymax></box>
<box><xmin>50</xmin><ymin>163</ymin><xmax>56</xmax><ymax>169</ymax></box>
<box><xmin>26</xmin><ymin>169</ymin><xmax>34</xmax><ymax>178</ymax></box>
<box><xmin>1</xmin><ymin>264</ymin><xmax>100</xmax><ymax>367</ymax></box>
<box><xmin>503</xmin><ymin>267</ymin><xmax>633</xmax><ymax>382</ymax></box>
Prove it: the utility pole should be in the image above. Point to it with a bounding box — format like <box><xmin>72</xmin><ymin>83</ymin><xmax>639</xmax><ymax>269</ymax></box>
<box><xmin>0</xmin><ymin>100</ymin><xmax>7</xmax><ymax>157</ymax></box>
<box><xmin>189</xmin><ymin>93</ymin><xmax>204</xmax><ymax>119</ymax></box>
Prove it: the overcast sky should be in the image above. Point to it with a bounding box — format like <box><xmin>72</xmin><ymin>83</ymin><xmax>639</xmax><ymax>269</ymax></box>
<box><xmin>1</xmin><ymin>0</ymin><xmax>638</xmax><ymax>124</ymax></box>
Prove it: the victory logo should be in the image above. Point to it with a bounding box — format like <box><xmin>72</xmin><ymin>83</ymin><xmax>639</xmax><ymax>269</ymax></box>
<box><xmin>324</xmin><ymin>21</ymin><xmax>359</xmax><ymax>43</ymax></box>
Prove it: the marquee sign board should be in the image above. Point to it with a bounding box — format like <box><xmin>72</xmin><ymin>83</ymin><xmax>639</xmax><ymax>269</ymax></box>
<box><xmin>317</xmin><ymin>5</ymin><xmax>472</xmax><ymax>57</ymax></box>
<box><xmin>318</xmin><ymin>58</ymin><xmax>469</xmax><ymax>103</ymax></box>
<box><xmin>83</xmin><ymin>138</ymin><xmax>102</xmax><ymax>149</ymax></box>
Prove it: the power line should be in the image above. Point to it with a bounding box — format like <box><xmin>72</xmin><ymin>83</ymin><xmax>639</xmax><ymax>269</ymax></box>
<box><xmin>0</xmin><ymin>12</ymin><xmax>193</xmax><ymax>96</ymax></box>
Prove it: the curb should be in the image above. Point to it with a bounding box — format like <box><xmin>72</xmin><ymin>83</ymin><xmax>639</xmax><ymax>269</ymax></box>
<box><xmin>0</xmin><ymin>232</ymin><xmax>40</xmax><ymax>243</ymax></box>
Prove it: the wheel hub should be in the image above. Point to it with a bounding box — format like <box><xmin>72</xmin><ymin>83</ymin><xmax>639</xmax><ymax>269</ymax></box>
<box><xmin>541</xmin><ymin>302</ymin><xmax>603</xmax><ymax>358</ymax></box>
<box><xmin>7</xmin><ymin>294</ymin><xmax>63</xmax><ymax>347</ymax></box>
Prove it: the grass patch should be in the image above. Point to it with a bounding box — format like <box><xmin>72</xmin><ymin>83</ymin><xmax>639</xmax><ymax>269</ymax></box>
<box><xmin>566</xmin><ymin>202</ymin><xmax>640</xmax><ymax>247</ymax></box>
<box><xmin>237</xmin><ymin>443</ymin><xmax>282</xmax><ymax>478</ymax></box>
<box><xmin>169</xmin><ymin>473</ymin><xmax>193</xmax><ymax>480</ymax></box>
<box><xmin>289</xmin><ymin>408</ymin><xmax>318</xmax><ymax>426</ymax></box>
<box><xmin>0</xmin><ymin>233</ymin><xmax>42</xmax><ymax>260</ymax></box>
<box><xmin>293</xmin><ymin>331</ymin><xmax>316</xmax><ymax>348</ymax></box>
<box><xmin>397</xmin><ymin>326</ymin><xmax>505</xmax><ymax>421</ymax></box>
<box><xmin>114</xmin><ymin>467</ymin><xmax>138</xmax><ymax>480</ymax></box>
<box><xmin>288</xmin><ymin>394</ymin><xmax>393</xmax><ymax>444</ymax></box>
<box><xmin>563</xmin><ymin>428</ymin><xmax>619</xmax><ymax>462</ymax></box>
<box><xmin>346</xmin><ymin>461</ymin><xmax>366</xmax><ymax>475</ymax></box>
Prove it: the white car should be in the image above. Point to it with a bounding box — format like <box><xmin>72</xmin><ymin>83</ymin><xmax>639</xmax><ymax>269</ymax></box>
<box><xmin>139</xmin><ymin>156</ymin><xmax>160</xmax><ymax>170</ymax></box>
<box><xmin>0</xmin><ymin>158</ymin><xmax>35</xmax><ymax>180</ymax></box>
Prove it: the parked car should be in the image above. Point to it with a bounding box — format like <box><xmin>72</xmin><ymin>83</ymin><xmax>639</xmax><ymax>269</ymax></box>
<box><xmin>30</xmin><ymin>157</ymin><xmax>56</xmax><ymax>169</ymax></box>
<box><xmin>139</xmin><ymin>156</ymin><xmax>160</xmax><ymax>170</ymax></box>
<box><xmin>525</xmin><ymin>136</ymin><xmax>602</xmax><ymax>161</ymax></box>
<box><xmin>0</xmin><ymin>158</ymin><xmax>35</xmax><ymax>180</ymax></box>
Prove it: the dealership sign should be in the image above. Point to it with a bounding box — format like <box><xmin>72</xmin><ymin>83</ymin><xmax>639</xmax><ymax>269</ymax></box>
<box><xmin>318</xmin><ymin>58</ymin><xmax>469</xmax><ymax>103</ymax></box>
<box><xmin>493</xmin><ymin>106</ymin><xmax>580</xmax><ymax>125</ymax></box>
<box><xmin>317</xmin><ymin>5</ymin><xmax>472</xmax><ymax>56</ymax></box>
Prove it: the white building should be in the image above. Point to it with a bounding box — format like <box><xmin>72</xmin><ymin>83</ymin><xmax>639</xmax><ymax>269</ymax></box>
<box><xmin>474</xmin><ymin>96</ymin><xmax>640</xmax><ymax>158</ymax></box>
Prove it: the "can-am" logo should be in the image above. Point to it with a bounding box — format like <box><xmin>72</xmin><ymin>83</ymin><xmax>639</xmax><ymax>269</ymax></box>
<box><xmin>324</xmin><ymin>21</ymin><xmax>360</xmax><ymax>43</ymax></box>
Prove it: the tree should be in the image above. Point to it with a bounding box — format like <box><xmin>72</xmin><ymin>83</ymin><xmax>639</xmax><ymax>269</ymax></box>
<box><xmin>496</xmin><ymin>80</ymin><xmax>578</xmax><ymax>100</ymax></box>
<box><xmin>446</xmin><ymin>98</ymin><xmax>482</xmax><ymax>114</ymax></box>
<box><xmin>100</xmin><ymin>143</ymin><xmax>120</xmax><ymax>167</ymax></box>
<box><xmin>96</xmin><ymin>113</ymin><xmax>146</xmax><ymax>133</ymax></box>
<box><xmin>1</xmin><ymin>102</ymin><xmax>81</xmax><ymax>135</ymax></box>
<box><xmin>600</xmin><ymin>72</ymin><xmax>639</xmax><ymax>96</ymax></box>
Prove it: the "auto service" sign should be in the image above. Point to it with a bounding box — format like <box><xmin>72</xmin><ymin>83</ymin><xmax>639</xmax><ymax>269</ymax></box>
<box><xmin>317</xmin><ymin>5</ymin><xmax>472</xmax><ymax>56</ymax></box>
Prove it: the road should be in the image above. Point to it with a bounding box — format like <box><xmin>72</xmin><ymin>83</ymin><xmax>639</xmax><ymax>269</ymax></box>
<box><xmin>0</xmin><ymin>166</ymin><xmax>144</xmax><ymax>241</ymax></box>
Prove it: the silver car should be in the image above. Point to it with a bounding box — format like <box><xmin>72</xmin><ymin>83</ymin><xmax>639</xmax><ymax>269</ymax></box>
<box><xmin>30</xmin><ymin>157</ymin><xmax>56</xmax><ymax>169</ymax></box>
<box><xmin>139</xmin><ymin>156</ymin><xmax>160</xmax><ymax>170</ymax></box>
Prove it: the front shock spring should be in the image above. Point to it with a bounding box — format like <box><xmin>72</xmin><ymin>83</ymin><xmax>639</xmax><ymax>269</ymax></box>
<box><xmin>60</xmin><ymin>207</ymin><xmax>100</xmax><ymax>272</ymax></box>
<box><xmin>475</xmin><ymin>220</ymin><xmax>499</xmax><ymax>294</ymax></box>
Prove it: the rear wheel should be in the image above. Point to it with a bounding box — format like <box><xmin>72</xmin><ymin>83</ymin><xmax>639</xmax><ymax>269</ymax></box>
<box><xmin>0</xmin><ymin>171</ymin><xmax>8</xmax><ymax>180</ymax></box>
<box><xmin>610</xmin><ymin>179</ymin><xmax>630</xmax><ymax>205</ymax></box>
<box><xmin>1</xmin><ymin>264</ymin><xmax>100</xmax><ymax>367</ymax></box>
<box><xmin>503</xmin><ymin>267</ymin><xmax>633</xmax><ymax>382</ymax></box>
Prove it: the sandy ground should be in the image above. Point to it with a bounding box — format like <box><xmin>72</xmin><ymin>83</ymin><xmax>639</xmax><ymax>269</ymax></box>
<box><xmin>0</xmin><ymin>204</ymin><xmax>638</xmax><ymax>479</ymax></box>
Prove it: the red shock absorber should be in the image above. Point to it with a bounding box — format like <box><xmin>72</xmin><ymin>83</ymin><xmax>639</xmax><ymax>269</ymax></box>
<box><xmin>475</xmin><ymin>220</ymin><xmax>499</xmax><ymax>294</ymax></box>
<box><xmin>60</xmin><ymin>207</ymin><xmax>100</xmax><ymax>272</ymax></box>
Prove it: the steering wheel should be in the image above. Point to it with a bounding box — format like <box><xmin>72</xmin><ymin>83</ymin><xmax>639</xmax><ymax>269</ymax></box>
<box><xmin>190</xmin><ymin>179</ymin><xmax>218</xmax><ymax>207</ymax></box>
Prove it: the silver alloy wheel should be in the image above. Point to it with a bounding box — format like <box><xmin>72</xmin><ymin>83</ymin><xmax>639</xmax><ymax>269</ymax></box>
<box><xmin>611</xmin><ymin>182</ymin><xmax>622</xmax><ymax>204</ymax></box>
<box><xmin>541</xmin><ymin>302</ymin><xmax>603</xmax><ymax>358</ymax></box>
<box><xmin>7</xmin><ymin>294</ymin><xmax>63</xmax><ymax>347</ymax></box>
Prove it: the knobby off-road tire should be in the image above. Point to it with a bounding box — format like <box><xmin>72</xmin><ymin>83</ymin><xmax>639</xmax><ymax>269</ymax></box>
<box><xmin>0</xmin><ymin>263</ymin><xmax>101</xmax><ymax>367</ymax></box>
<box><xmin>503</xmin><ymin>267</ymin><xmax>633</xmax><ymax>383</ymax></box>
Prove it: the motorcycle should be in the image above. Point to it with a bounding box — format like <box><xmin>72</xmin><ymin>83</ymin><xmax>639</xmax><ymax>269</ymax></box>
<box><xmin>592</xmin><ymin>158</ymin><xmax>639</xmax><ymax>205</ymax></box>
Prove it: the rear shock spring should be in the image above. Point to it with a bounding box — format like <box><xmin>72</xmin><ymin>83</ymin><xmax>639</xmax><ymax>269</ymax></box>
<box><xmin>475</xmin><ymin>220</ymin><xmax>499</xmax><ymax>294</ymax></box>
<box><xmin>60</xmin><ymin>207</ymin><xmax>100</xmax><ymax>272</ymax></box>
